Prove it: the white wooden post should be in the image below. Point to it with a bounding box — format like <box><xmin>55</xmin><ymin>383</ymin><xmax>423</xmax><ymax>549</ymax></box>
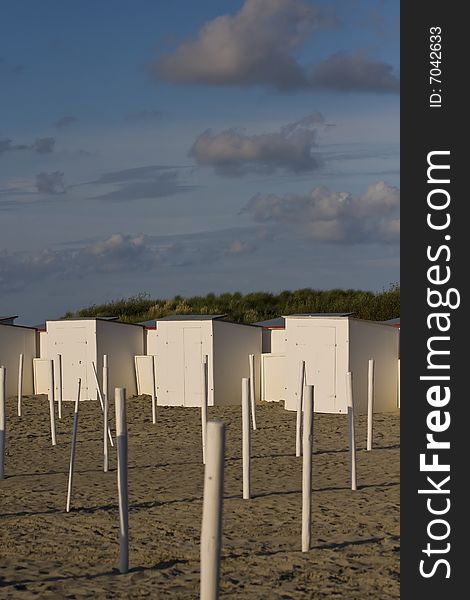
<box><xmin>200</xmin><ymin>420</ymin><xmax>225</xmax><ymax>600</ymax></box>
<box><xmin>249</xmin><ymin>354</ymin><xmax>257</xmax><ymax>430</ymax></box>
<box><xmin>398</xmin><ymin>358</ymin><xmax>400</xmax><ymax>409</ymax></box>
<box><xmin>296</xmin><ymin>360</ymin><xmax>305</xmax><ymax>457</ymax></box>
<box><xmin>242</xmin><ymin>377</ymin><xmax>251</xmax><ymax>500</ymax></box>
<box><xmin>201</xmin><ymin>355</ymin><xmax>208</xmax><ymax>464</ymax></box>
<box><xmin>56</xmin><ymin>354</ymin><xmax>63</xmax><ymax>419</ymax></box>
<box><xmin>367</xmin><ymin>359</ymin><xmax>375</xmax><ymax>451</ymax></box>
<box><xmin>346</xmin><ymin>371</ymin><xmax>357</xmax><ymax>491</ymax></box>
<box><xmin>47</xmin><ymin>359</ymin><xmax>57</xmax><ymax>446</ymax></box>
<box><xmin>302</xmin><ymin>385</ymin><xmax>313</xmax><ymax>552</ymax></box>
<box><xmin>115</xmin><ymin>387</ymin><xmax>129</xmax><ymax>574</ymax></box>
<box><xmin>91</xmin><ymin>361</ymin><xmax>114</xmax><ymax>447</ymax></box>
<box><xmin>17</xmin><ymin>354</ymin><xmax>24</xmax><ymax>418</ymax></box>
<box><xmin>151</xmin><ymin>355</ymin><xmax>157</xmax><ymax>425</ymax></box>
<box><xmin>66</xmin><ymin>378</ymin><xmax>81</xmax><ymax>512</ymax></box>
<box><xmin>0</xmin><ymin>366</ymin><xmax>6</xmax><ymax>480</ymax></box>
<box><xmin>103</xmin><ymin>355</ymin><xmax>109</xmax><ymax>473</ymax></box>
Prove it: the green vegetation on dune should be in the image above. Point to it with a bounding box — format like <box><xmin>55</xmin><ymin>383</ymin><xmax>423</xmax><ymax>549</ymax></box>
<box><xmin>62</xmin><ymin>284</ymin><xmax>399</xmax><ymax>324</ymax></box>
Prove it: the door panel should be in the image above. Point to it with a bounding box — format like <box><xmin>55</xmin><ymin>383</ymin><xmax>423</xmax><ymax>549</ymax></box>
<box><xmin>157</xmin><ymin>328</ymin><xmax>184</xmax><ymax>406</ymax></box>
<box><xmin>296</xmin><ymin>326</ymin><xmax>336</xmax><ymax>412</ymax></box>
<box><xmin>52</xmin><ymin>326</ymin><xmax>88</xmax><ymax>400</ymax></box>
<box><xmin>183</xmin><ymin>327</ymin><xmax>203</xmax><ymax>407</ymax></box>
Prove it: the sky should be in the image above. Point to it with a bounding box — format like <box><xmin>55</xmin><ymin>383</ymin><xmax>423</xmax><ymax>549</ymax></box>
<box><xmin>0</xmin><ymin>0</ymin><xmax>399</xmax><ymax>325</ymax></box>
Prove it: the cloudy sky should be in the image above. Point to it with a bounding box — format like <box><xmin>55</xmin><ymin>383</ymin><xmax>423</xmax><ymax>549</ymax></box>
<box><xmin>0</xmin><ymin>0</ymin><xmax>399</xmax><ymax>325</ymax></box>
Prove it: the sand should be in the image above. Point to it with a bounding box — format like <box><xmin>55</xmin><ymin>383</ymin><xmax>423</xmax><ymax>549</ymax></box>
<box><xmin>0</xmin><ymin>395</ymin><xmax>399</xmax><ymax>599</ymax></box>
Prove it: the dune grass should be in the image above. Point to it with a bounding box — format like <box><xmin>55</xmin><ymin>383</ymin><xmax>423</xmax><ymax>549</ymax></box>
<box><xmin>62</xmin><ymin>283</ymin><xmax>400</xmax><ymax>324</ymax></box>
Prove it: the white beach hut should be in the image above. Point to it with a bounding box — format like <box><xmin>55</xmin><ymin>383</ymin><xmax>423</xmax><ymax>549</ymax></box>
<box><xmin>36</xmin><ymin>317</ymin><xmax>144</xmax><ymax>401</ymax></box>
<box><xmin>152</xmin><ymin>315</ymin><xmax>262</xmax><ymax>406</ymax></box>
<box><xmin>0</xmin><ymin>317</ymin><xmax>37</xmax><ymax>397</ymax></box>
<box><xmin>285</xmin><ymin>314</ymin><xmax>399</xmax><ymax>414</ymax></box>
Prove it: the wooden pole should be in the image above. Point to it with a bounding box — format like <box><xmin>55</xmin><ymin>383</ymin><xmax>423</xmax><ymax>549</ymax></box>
<box><xmin>201</xmin><ymin>355</ymin><xmax>208</xmax><ymax>464</ymax></box>
<box><xmin>296</xmin><ymin>360</ymin><xmax>305</xmax><ymax>457</ymax></box>
<box><xmin>115</xmin><ymin>387</ymin><xmax>129</xmax><ymax>574</ymax></box>
<box><xmin>249</xmin><ymin>354</ymin><xmax>257</xmax><ymax>430</ymax></box>
<box><xmin>103</xmin><ymin>355</ymin><xmax>109</xmax><ymax>473</ymax></box>
<box><xmin>200</xmin><ymin>420</ymin><xmax>225</xmax><ymax>600</ymax></box>
<box><xmin>367</xmin><ymin>359</ymin><xmax>375</xmax><ymax>451</ymax></box>
<box><xmin>398</xmin><ymin>358</ymin><xmax>400</xmax><ymax>409</ymax></box>
<box><xmin>17</xmin><ymin>353</ymin><xmax>24</xmax><ymax>417</ymax></box>
<box><xmin>346</xmin><ymin>371</ymin><xmax>357</xmax><ymax>491</ymax></box>
<box><xmin>0</xmin><ymin>366</ymin><xmax>6</xmax><ymax>480</ymax></box>
<box><xmin>241</xmin><ymin>377</ymin><xmax>251</xmax><ymax>500</ymax></box>
<box><xmin>151</xmin><ymin>355</ymin><xmax>157</xmax><ymax>425</ymax></box>
<box><xmin>47</xmin><ymin>359</ymin><xmax>57</xmax><ymax>446</ymax></box>
<box><xmin>56</xmin><ymin>354</ymin><xmax>63</xmax><ymax>419</ymax></box>
<box><xmin>66</xmin><ymin>378</ymin><xmax>81</xmax><ymax>512</ymax></box>
<box><xmin>302</xmin><ymin>385</ymin><xmax>313</xmax><ymax>552</ymax></box>
<box><xmin>91</xmin><ymin>361</ymin><xmax>114</xmax><ymax>447</ymax></box>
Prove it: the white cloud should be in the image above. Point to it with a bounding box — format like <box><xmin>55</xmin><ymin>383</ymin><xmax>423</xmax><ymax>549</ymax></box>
<box><xmin>308</xmin><ymin>51</ymin><xmax>400</xmax><ymax>93</ymax></box>
<box><xmin>156</xmin><ymin>0</ymin><xmax>398</xmax><ymax>93</ymax></box>
<box><xmin>242</xmin><ymin>181</ymin><xmax>400</xmax><ymax>243</ymax></box>
<box><xmin>156</xmin><ymin>0</ymin><xmax>323</xmax><ymax>90</ymax></box>
<box><xmin>0</xmin><ymin>231</ymin><xmax>249</xmax><ymax>293</ymax></box>
<box><xmin>189</xmin><ymin>113</ymin><xmax>325</xmax><ymax>175</ymax></box>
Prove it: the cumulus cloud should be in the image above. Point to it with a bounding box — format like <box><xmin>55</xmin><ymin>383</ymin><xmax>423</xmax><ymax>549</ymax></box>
<box><xmin>189</xmin><ymin>113</ymin><xmax>325</xmax><ymax>176</ymax></box>
<box><xmin>32</xmin><ymin>137</ymin><xmax>55</xmax><ymax>153</ymax></box>
<box><xmin>155</xmin><ymin>0</ymin><xmax>398</xmax><ymax>93</ymax></box>
<box><xmin>0</xmin><ymin>228</ymin><xmax>260</xmax><ymax>293</ymax></box>
<box><xmin>90</xmin><ymin>166</ymin><xmax>196</xmax><ymax>202</ymax></box>
<box><xmin>156</xmin><ymin>0</ymin><xmax>323</xmax><ymax>90</ymax></box>
<box><xmin>36</xmin><ymin>172</ymin><xmax>66</xmax><ymax>194</ymax></box>
<box><xmin>242</xmin><ymin>181</ymin><xmax>400</xmax><ymax>243</ymax></box>
<box><xmin>308</xmin><ymin>52</ymin><xmax>399</xmax><ymax>93</ymax></box>
<box><xmin>0</xmin><ymin>233</ymin><xmax>162</xmax><ymax>292</ymax></box>
<box><xmin>54</xmin><ymin>115</ymin><xmax>78</xmax><ymax>129</ymax></box>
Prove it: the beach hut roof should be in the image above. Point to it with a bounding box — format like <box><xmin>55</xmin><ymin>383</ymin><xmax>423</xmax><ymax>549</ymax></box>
<box><xmin>138</xmin><ymin>319</ymin><xmax>158</xmax><ymax>328</ymax></box>
<box><xmin>0</xmin><ymin>315</ymin><xmax>18</xmax><ymax>324</ymax></box>
<box><xmin>283</xmin><ymin>312</ymin><xmax>354</xmax><ymax>318</ymax></box>
<box><xmin>382</xmin><ymin>317</ymin><xmax>400</xmax><ymax>326</ymax></box>
<box><xmin>255</xmin><ymin>317</ymin><xmax>286</xmax><ymax>328</ymax></box>
<box><xmin>45</xmin><ymin>316</ymin><xmax>143</xmax><ymax>328</ymax></box>
<box><xmin>157</xmin><ymin>314</ymin><xmax>228</xmax><ymax>321</ymax></box>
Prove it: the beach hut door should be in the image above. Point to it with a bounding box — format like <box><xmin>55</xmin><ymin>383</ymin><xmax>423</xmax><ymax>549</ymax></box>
<box><xmin>52</xmin><ymin>326</ymin><xmax>89</xmax><ymax>400</ymax></box>
<box><xmin>297</xmin><ymin>326</ymin><xmax>336</xmax><ymax>412</ymax></box>
<box><xmin>183</xmin><ymin>327</ymin><xmax>203</xmax><ymax>407</ymax></box>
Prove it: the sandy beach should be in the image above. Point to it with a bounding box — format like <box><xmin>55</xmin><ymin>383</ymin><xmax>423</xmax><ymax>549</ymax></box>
<box><xmin>0</xmin><ymin>395</ymin><xmax>399</xmax><ymax>599</ymax></box>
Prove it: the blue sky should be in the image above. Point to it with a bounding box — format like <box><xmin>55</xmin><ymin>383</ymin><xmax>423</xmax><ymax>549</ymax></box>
<box><xmin>0</xmin><ymin>0</ymin><xmax>399</xmax><ymax>325</ymax></box>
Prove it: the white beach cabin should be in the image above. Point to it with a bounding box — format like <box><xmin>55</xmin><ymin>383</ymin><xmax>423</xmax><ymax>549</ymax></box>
<box><xmin>35</xmin><ymin>317</ymin><xmax>144</xmax><ymax>401</ymax></box>
<box><xmin>285</xmin><ymin>314</ymin><xmax>399</xmax><ymax>414</ymax></box>
<box><xmin>0</xmin><ymin>316</ymin><xmax>37</xmax><ymax>397</ymax></box>
<box><xmin>152</xmin><ymin>315</ymin><xmax>262</xmax><ymax>406</ymax></box>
